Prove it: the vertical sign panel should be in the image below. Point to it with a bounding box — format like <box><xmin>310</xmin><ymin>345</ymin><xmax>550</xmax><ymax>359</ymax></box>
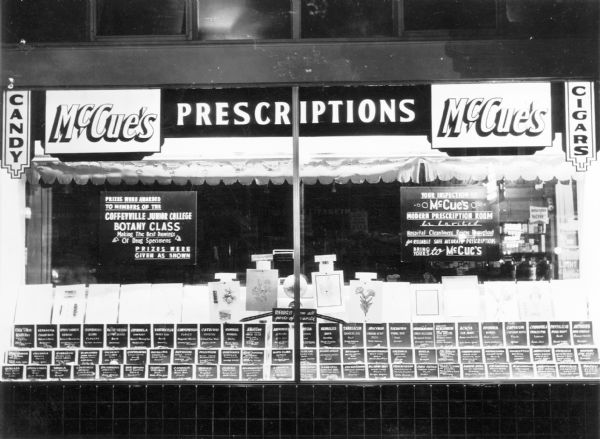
<box><xmin>565</xmin><ymin>82</ymin><xmax>596</xmax><ymax>171</ymax></box>
<box><xmin>2</xmin><ymin>91</ymin><xmax>30</xmax><ymax>178</ymax></box>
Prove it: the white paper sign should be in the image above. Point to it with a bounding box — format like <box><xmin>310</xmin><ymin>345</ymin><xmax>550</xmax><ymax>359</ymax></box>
<box><xmin>347</xmin><ymin>280</ymin><xmax>383</xmax><ymax>323</ymax></box>
<box><xmin>85</xmin><ymin>284</ymin><xmax>120</xmax><ymax>324</ymax></box>
<box><xmin>14</xmin><ymin>284</ymin><xmax>54</xmax><ymax>324</ymax></box>
<box><xmin>208</xmin><ymin>280</ymin><xmax>243</xmax><ymax>322</ymax></box>
<box><xmin>52</xmin><ymin>284</ymin><xmax>87</xmax><ymax>324</ymax></box>
<box><xmin>246</xmin><ymin>269</ymin><xmax>278</xmax><ymax>312</ymax></box>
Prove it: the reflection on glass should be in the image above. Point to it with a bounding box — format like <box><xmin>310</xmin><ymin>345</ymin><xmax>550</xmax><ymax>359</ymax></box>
<box><xmin>2</xmin><ymin>0</ymin><xmax>88</xmax><ymax>43</ymax></box>
<box><xmin>96</xmin><ymin>0</ymin><xmax>187</xmax><ymax>36</ymax></box>
<box><xmin>197</xmin><ymin>0</ymin><xmax>291</xmax><ymax>40</ymax></box>
<box><xmin>404</xmin><ymin>0</ymin><xmax>496</xmax><ymax>31</ymax></box>
<box><xmin>301</xmin><ymin>0</ymin><xmax>394</xmax><ymax>38</ymax></box>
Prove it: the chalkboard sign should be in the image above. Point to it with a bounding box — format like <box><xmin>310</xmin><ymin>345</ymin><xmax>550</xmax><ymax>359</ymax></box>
<box><xmin>99</xmin><ymin>191</ymin><xmax>197</xmax><ymax>264</ymax></box>
<box><xmin>400</xmin><ymin>186</ymin><xmax>500</xmax><ymax>261</ymax></box>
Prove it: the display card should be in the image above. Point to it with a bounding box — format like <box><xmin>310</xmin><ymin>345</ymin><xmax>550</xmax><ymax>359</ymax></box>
<box><xmin>245</xmin><ymin>269</ymin><xmax>278</xmax><ymax>312</ymax></box>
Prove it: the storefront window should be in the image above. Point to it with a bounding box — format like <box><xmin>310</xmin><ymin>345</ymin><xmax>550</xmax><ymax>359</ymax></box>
<box><xmin>196</xmin><ymin>0</ymin><xmax>292</xmax><ymax>40</ymax></box>
<box><xmin>2</xmin><ymin>0</ymin><xmax>89</xmax><ymax>43</ymax></box>
<box><xmin>96</xmin><ymin>0</ymin><xmax>188</xmax><ymax>36</ymax></box>
<box><xmin>301</xmin><ymin>0</ymin><xmax>394</xmax><ymax>38</ymax></box>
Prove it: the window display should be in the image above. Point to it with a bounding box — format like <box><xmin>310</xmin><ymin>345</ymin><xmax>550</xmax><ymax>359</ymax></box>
<box><xmin>1</xmin><ymin>83</ymin><xmax>599</xmax><ymax>384</ymax></box>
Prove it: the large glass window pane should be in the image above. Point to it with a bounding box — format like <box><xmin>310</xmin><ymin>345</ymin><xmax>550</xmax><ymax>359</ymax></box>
<box><xmin>404</xmin><ymin>0</ymin><xmax>497</xmax><ymax>31</ymax></box>
<box><xmin>301</xmin><ymin>0</ymin><xmax>394</xmax><ymax>38</ymax></box>
<box><xmin>96</xmin><ymin>0</ymin><xmax>187</xmax><ymax>36</ymax></box>
<box><xmin>2</xmin><ymin>0</ymin><xmax>88</xmax><ymax>43</ymax></box>
<box><xmin>197</xmin><ymin>0</ymin><xmax>292</xmax><ymax>40</ymax></box>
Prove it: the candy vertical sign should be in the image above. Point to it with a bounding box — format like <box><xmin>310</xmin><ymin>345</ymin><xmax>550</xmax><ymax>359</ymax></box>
<box><xmin>99</xmin><ymin>191</ymin><xmax>197</xmax><ymax>264</ymax></box>
<box><xmin>400</xmin><ymin>186</ymin><xmax>500</xmax><ymax>261</ymax></box>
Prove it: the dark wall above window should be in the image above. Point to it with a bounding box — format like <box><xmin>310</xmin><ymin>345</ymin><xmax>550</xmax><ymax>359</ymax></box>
<box><xmin>96</xmin><ymin>0</ymin><xmax>188</xmax><ymax>36</ymax></box>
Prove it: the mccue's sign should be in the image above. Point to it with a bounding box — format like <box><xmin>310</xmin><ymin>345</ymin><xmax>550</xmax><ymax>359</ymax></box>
<box><xmin>0</xmin><ymin>82</ymin><xmax>597</xmax><ymax>178</ymax></box>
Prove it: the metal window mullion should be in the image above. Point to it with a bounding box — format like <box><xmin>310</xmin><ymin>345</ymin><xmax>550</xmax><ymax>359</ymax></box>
<box><xmin>292</xmin><ymin>86</ymin><xmax>301</xmax><ymax>384</ymax></box>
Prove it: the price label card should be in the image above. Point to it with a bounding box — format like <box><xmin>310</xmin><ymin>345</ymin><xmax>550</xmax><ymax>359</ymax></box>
<box><xmin>390</xmin><ymin>349</ymin><xmax>413</xmax><ymax>364</ymax></box>
<box><xmin>392</xmin><ymin>364</ymin><xmax>415</xmax><ymax>379</ymax></box>
<box><xmin>241</xmin><ymin>365</ymin><xmax>264</xmax><ymax>380</ymax></box>
<box><xmin>302</xmin><ymin>324</ymin><xmax>317</xmax><ymax>348</ymax></box>
<box><xmin>319</xmin><ymin>349</ymin><xmax>342</xmax><ymax>364</ymax></box>
<box><xmin>148</xmin><ymin>365</ymin><xmax>169</xmax><ymax>379</ymax></box>
<box><xmin>434</xmin><ymin>323</ymin><xmax>457</xmax><ymax>347</ymax></box>
<box><xmin>130</xmin><ymin>325</ymin><xmax>151</xmax><ymax>348</ymax></box>
<box><xmin>343</xmin><ymin>364</ymin><xmax>366</xmax><ymax>379</ymax></box>
<box><xmin>300</xmin><ymin>349</ymin><xmax>317</xmax><ymax>364</ymax></box>
<box><xmin>301</xmin><ymin>364</ymin><xmax>317</xmax><ymax>380</ymax></box>
<box><xmin>83</xmin><ymin>325</ymin><xmax>104</xmax><ymax>348</ymax></box>
<box><xmin>460</xmin><ymin>349</ymin><xmax>483</xmax><ymax>363</ymax></box>
<box><xmin>13</xmin><ymin>325</ymin><xmax>34</xmax><ymax>348</ymax></box>
<box><xmin>505</xmin><ymin>322</ymin><xmax>528</xmax><ymax>346</ymax></box>
<box><xmin>55</xmin><ymin>350</ymin><xmax>76</xmax><ymax>364</ymax></box>
<box><xmin>511</xmin><ymin>364</ymin><xmax>534</xmax><ymax>378</ymax></box>
<box><xmin>173</xmin><ymin>349</ymin><xmax>194</xmax><ymax>364</ymax></box>
<box><xmin>149</xmin><ymin>349</ymin><xmax>171</xmax><ymax>364</ymax></box>
<box><xmin>555</xmin><ymin>348</ymin><xmax>576</xmax><ymax>363</ymax></box>
<box><xmin>412</xmin><ymin>323</ymin><xmax>434</xmax><ymax>348</ymax></box>
<box><xmin>487</xmin><ymin>363</ymin><xmax>510</xmax><ymax>379</ymax></box>
<box><xmin>581</xmin><ymin>364</ymin><xmax>600</xmax><ymax>378</ymax></box>
<box><xmin>389</xmin><ymin>324</ymin><xmax>411</xmax><ymax>348</ymax></box>
<box><xmin>365</xmin><ymin>324</ymin><xmax>387</xmax><ymax>347</ymax></box>
<box><xmin>223</xmin><ymin>324</ymin><xmax>243</xmax><ymax>348</ymax></box>
<box><xmin>577</xmin><ymin>348</ymin><xmax>599</xmax><ymax>362</ymax></box>
<box><xmin>558</xmin><ymin>364</ymin><xmax>580</xmax><ymax>378</ymax></box>
<box><xmin>273</xmin><ymin>308</ymin><xmax>294</xmax><ymax>322</ymax></box>
<box><xmin>439</xmin><ymin>364</ymin><xmax>461</xmax><ymax>379</ymax></box>
<box><xmin>462</xmin><ymin>364</ymin><xmax>485</xmax><ymax>379</ymax></box>
<box><xmin>6</xmin><ymin>351</ymin><xmax>29</xmax><ymax>365</ymax></box>
<box><xmin>550</xmin><ymin>322</ymin><xmax>571</xmax><ymax>346</ymax></box>
<box><xmin>102</xmin><ymin>350</ymin><xmax>124</xmax><ymax>365</ymax></box>
<box><xmin>535</xmin><ymin>364</ymin><xmax>557</xmax><ymax>378</ymax></box>
<box><xmin>74</xmin><ymin>365</ymin><xmax>96</xmax><ymax>379</ymax></box>
<box><xmin>271</xmin><ymin>349</ymin><xmax>293</xmax><ymax>364</ymax></box>
<box><xmin>272</xmin><ymin>324</ymin><xmax>290</xmax><ymax>349</ymax></box>
<box><xmin>126</xmin><ymin>350</ymin><xmax>148</xmax><ymax>365</ymax></box>
<box><xmin>343</xmin><ymin>348</ymin><xmax>365</xmax><ymax>364</ymax></box>
<box><xmin>59</xmin><ymin>325</ymin><xmax>81</xmax><ymax>348</ymax></box>
<box><xmin>31</xmin><ymin>351</ymin><xmax>52</xmax><ymax>365</ymax></box>
<box><xmin>199</xmin><ymin>324</ymin><xmax>222</xmax><ymax>348</ymax></box>
<box><xmin>175</xmin><ymin>324</ymin><xmax>198</xmax><ymax>348</ymax></box>
<box><xmin>319</xmin><ymin>364</ymin><xmax>342</xmax><ymax>380</ymax></box>
<box><xmin>99</xmin><ymin>365</ymin><xmax>120</xmax><ymax>379</ymax></box>
<box><xmin>368</xmin><ymin>363</ymin><xmax>390</xmax><ymax>379</ymax></box>
<box><xmin>572</xmin><ymin>321</ymin><xmax>594</xmax><ymax>345</ymax></box>
<box><xmin>244</xmin><ymin>324</ymin><xmax>266</xmax><ymax>349</ymax></box>
<box><xmin>528</xmin><ymin>322</ymin><xmax>549</xmax><ymax>346</ymax></box>
<box><xmin>318</xmin><ymin>323</ymin><xmax>341</xmax><ymax>348</ymax></box>
<box><xmin>197</xmin><ymin>350</ymin><xmax>219</xmax><ymax>365</ymax></box>
<box><xmin>196</xmin><ymin>365</ymin><xmax>218</xmax><ymax>380</ymax></box>
<box><xmin>78</xmin><ymin>350</ymin><xmax>100</xmax><ymax>365</ymax></box>
<box><xmin>271</xmin><ymin>365</ymin><xmax>293</xmax><ymax>380</ymax></box>
<box><xmin>342</xmin><ymin>324</ymin><xmax>364</xmax><ymax>348</ymax></box>
<box><xmin>49</xmin><ymin>365</ymin><xmax>72</xmax><ymax>380</ymax></box>
<box><xmin>482</xmin><ymin>323</ymin><xmax>504</xmax><ymax>346</ymax></box>
<box><xmin>2</xmin><ymin>366</ymin><xmax>24</xmax><ymax>380</ymax></box>
<box><xmin>299</xmin><ymin>309</ymin><xmax>317</xmax><ymax>323</ymax></box>
<box><xmin>26</xmin><ymin>365</ymin><xmax>48</xmax><ymax>380</ymax></box>
<box><xmin>415</xmin><ymin>349</ymin><xmax>437</xmax><ymax>363</ymax></box>
<box><xmin>532</xmin><ymin>348</ymin><xmax>553</xmax><ymax>363</ymax></box>
<box><xmin>457</xmin><ymin>323</ymin><xmax>480</xmax><ymax>347</ymax></box>
<box><xmin>36</xmin><ymin>325</ymin><xmax>57</xmax><ymax>348</ymax></box>
<box><xmin>416</xmin><ymin>364</ymin><xmax>438</xmax><ymax>379</ymax></box>
<box><xmin>484</xmin><ymin>349</ymin><xmax>507</xmax><ymax>363</ymax></box>
<box><xmin>221</xmin><ymin>350</ymin><xmax>241</xmax><ymax>365</ymax></box>
<box><xmin>242</xmin><ymin>350</ymin><xmax>265</xmax><ymax>365</ymax></box>
<box><xmin>171</xmin><ymin>365</ymin><xmax>193</xmax><ymax>380</ymax></box>
<box><xmin>153</xmin><ymin>325</ymin><xmax>174</xmax><ymax>348</ymax></box>
<box><xmin>106</xmin><ymin>324</ymin><xmax>128</xmax><ymax>348</ymax></box>
<box><xmin>434</xmin><ymin>348</ymin><xmax>457</xmax><ymax>363</ymax></box>
<box><xmin>123</xmin><ymin>365</ymin><xmax>146</xmax><ymax>379</ymax></box>
<box><xmin>220</xmin><ymin>365</ymin><xmax>240</xmax><ymax>380</ymax></box>
<box><xmin>508</xmin><ymin>349</ymin><xmax>531</xmax><ymax>363</ymax></box>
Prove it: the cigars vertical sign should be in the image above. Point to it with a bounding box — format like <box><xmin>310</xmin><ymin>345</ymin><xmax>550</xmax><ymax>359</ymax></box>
<box><xmin>99</xmin><ymin>191</ymin><xmax>197</xmax><ymax>264</ymax></box>
<box><xmin>400</xmin><ymin>186</ymin><xmax>500</xmax><ymax>261</ymax></box>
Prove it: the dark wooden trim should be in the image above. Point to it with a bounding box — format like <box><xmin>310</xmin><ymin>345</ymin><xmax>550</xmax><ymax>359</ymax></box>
<box><xmin>2</xmin><ymin>38</ymin><xmax>598</xmax><ymax>88</ymax></box>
